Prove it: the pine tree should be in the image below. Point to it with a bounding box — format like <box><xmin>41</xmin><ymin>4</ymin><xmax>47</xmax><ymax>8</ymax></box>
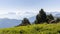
<box><xmin>56</xmin><ymin>18</ymin><xmax>60</xmax><ymax>22</ymax></box>
<box><xmin>47</xmin><ymin>14</ymin><xmax>54</xmax><ymax>20</ymax></box>
<box><xmin>39</xmin><ymin>9</ymin><xmax>47</xmax><ymax>22</ymax></box>
<box><xmin>20</xmin><ymin>18</ymin><xmax>31</xmax><ymax>26</ymax></box>
<box><xmin>46</xmin><ymin>14</ymin><xmax>54</xmax><ymax>23</ymax></box>
<box><xmin>35</xmin><ymin>9</ymin><xmax>47</xmax><ymax>24</ymax></box>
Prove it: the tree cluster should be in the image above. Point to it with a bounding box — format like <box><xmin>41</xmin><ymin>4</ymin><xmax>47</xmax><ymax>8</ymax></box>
<box><xmin>17</xmin><ymin>9</ymin><xmax>60</xmax><ymax>26</ymax></box>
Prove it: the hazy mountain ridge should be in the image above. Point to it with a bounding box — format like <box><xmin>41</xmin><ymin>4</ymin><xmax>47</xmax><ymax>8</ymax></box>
<box><xmin>50</xmin><ymin>12</ymin><xmax>60</xmax><ymax>18</ymax></box>
<box><xmin>0</xmin><ymin>18</ymin><xmax>21</xmax><ymax>28</ymax></box>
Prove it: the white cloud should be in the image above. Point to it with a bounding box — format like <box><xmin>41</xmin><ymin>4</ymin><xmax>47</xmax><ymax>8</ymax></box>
<box><xmin>0</xmin><ymin>8</ymin><xmax>60</xmax><ymax>20</ymax></box>
<box><xmin>0</xmin><ymin>8</ymin><xmax>39</xmax><ymax>20</ymax></box>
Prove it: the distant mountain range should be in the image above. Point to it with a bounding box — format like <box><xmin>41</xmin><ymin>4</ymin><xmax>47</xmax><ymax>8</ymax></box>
<box><xmin>0</xmin><ymin>11</ymin><xmax>60</xmax><ymax>28</ymax></box>
<box><xmin>0</xmin><ymin>18</ymin><xmax>21</xmax><ymax>28</ymax></box>
<box><xmin>0</xmin><ymin>16</ymin><xmax>36</xmax><ymax>28</ymax></box>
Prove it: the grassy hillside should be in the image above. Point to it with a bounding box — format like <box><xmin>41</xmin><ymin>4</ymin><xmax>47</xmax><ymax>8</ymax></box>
<box><xmin>0</xmin><ymin>23</ymin><xmax>60</xmax><ymax>34</ymax></box>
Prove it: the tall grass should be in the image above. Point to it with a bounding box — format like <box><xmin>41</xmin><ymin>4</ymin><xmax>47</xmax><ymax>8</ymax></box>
<box><xmin>0</xmin><ymin>23</ymin><xmax>60</xmax><ymax>34</ymax></box>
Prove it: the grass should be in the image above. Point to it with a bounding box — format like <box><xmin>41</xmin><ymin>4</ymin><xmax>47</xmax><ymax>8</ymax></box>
<box><xmin>0</xmin><ymin>23</ymin><xmax>60</xmax><ymax>34</ymax></box>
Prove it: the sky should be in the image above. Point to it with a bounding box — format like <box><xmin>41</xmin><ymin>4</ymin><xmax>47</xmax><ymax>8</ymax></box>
<box><xmin>0</xmin><ymin>0</ymin><xmax>60</xmax><ymax>20</ymax></box>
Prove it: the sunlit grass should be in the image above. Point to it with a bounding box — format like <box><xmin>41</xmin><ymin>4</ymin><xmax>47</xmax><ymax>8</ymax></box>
<box><xmin>0</xmin><ymin>22</ymin><xmax>60</xmax><ymax>34</ymax></box>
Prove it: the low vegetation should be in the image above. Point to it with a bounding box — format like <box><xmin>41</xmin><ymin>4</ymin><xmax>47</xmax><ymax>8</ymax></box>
<box><xmin>0</xmin><ymin>23</ymin><xmax>60</xmax><ymax>34</ymax></box>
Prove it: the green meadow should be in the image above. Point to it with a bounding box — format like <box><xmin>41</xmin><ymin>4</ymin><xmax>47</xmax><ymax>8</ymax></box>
<box><xmin>0</xmin><ymin>23</ymin><xmax>60</xmax><ymax>34</ymax></box>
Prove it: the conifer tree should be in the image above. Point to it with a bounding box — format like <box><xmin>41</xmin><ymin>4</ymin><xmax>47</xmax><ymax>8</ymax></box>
<box><xmin>20</xmin><ymin>18</ymin><xmax>31</xmax><ymax>26</ymax></box>
<box><xmin>35</xmin><ymin>9</ymin><xmax>47</xmax><ymax>24</ymax></box>
<box><xmin>47</xmin><ymin>14</ymin><xmax>54</xmax><ymax>20</ymax></box>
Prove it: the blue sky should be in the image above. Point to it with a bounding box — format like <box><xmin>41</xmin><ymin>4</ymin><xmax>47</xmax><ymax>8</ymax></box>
<box><xmin>0</xmin><ymin>0</ymin><xmax>60</xmax><ymax>20</ymax></box>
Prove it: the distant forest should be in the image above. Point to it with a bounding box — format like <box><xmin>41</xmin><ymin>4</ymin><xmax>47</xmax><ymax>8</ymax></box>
<box><xmin>17</xmin><ymin>9</ymin><xmax>60</xmax><ymax>26</ymax></box>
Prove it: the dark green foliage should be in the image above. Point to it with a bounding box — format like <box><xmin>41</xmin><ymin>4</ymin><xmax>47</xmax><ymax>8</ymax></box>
<box><xmin>46</xmin><ymin>18</ymin><xmax>50</xmax><ymax>24</ymax></box>
<box><xmin>35</xmin><ymin>14</ymin><xmax>42</xmax><ymax>24</ymax></box>
<box><xmin>34</xmin><ymin>20</ymin><xmax>38</xmax><ymax>24</ymax></box>
<box><xmin>20</xmin><ymin>30</ymin><xmax>25</xmax><ymax>34</ymax></box>
<box><xmin>56</xmin><ymin>18</ymin><xmax>60</xmax><ymax>22</ymax></box>
<box><xmin>39</xmin><ymin>9</ymin><xmax>47</xmax><ymax>22</ymax></box>
<box><xmin>47</xmin><ymin>14</ymin><xmax>54</xmax><ymax>20</ymax></box>
<box><xmin>35</xmin><ymin>9</ymin><xmax>47</xmax><ymax>24</ymax></box>
<box><xmin>20</xmin><ymin>18</ymin><xmax>31</xmax><ymax>26</ymax></box>
<box><xmin>58</xmin><ymin>30</ymin><xmax>60</xmax><ymax>33</ymax></box>
<box><xmin>46</xmin><ymin>14</ymin><xmax>55</xmax><ymax>23</ymax></box>
<box><xmin>34</xmin><ymin>27</ymin><xmax>41</xmax><ymax>31</ymax></box>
